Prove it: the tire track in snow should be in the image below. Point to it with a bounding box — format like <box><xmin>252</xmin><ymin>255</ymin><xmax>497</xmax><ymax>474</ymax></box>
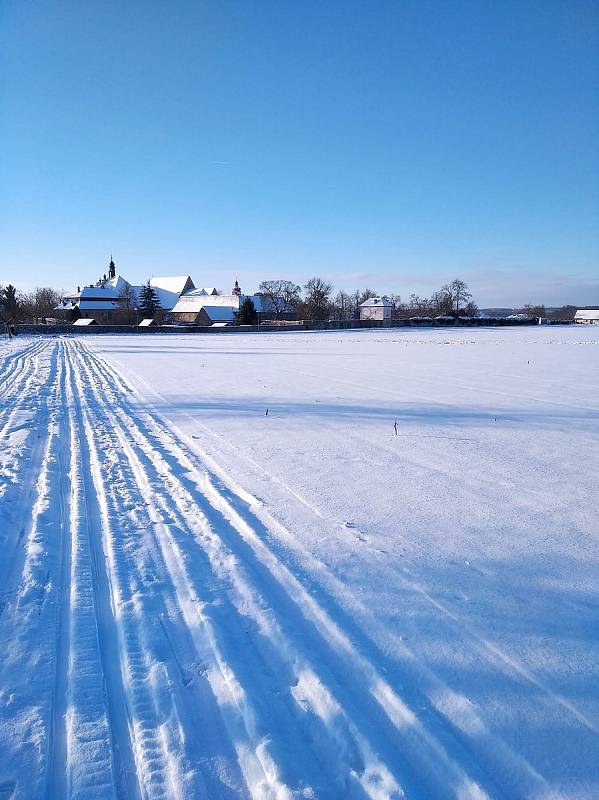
<box><xmin>72</xmin><ymin>343</ymin><xmax>494</xmax><ymax>799</ymax></box>
<box><xmin>45</xmin><ymin>341</ymin><xmax>74</xmax><ymax>800</ymax></box>
<box><xmin>47</xmin><ymin>341</ymin><xmax>119</xmax><ymax>799</ymax></box>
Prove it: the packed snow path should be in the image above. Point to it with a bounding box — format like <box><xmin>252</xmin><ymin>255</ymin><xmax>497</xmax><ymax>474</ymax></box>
<box><xmin>0</xmin><ymin>333</ymin><xmax>598</xmax><ymax>799</ymax></box>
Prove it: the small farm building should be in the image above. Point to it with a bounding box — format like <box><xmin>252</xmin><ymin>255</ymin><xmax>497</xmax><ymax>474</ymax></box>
<box><xmin>359</xmin><ymin>297</ymin><xmax>393</xmax><ymax>321</ymax></box>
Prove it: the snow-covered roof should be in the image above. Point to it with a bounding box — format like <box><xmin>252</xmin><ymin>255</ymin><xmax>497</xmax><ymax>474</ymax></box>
<box><xmin>201</xmin><ymin>306</ymin><xmax>237</xmax><ymax>321</ymax></box>
<box><xmin>103</xmin><ymin>275</ymin><xmax>130</xmax><ymax>293</ymax></box>
<box><xmin>138</xmin><ymin>318</ymin><xmax>157</xmax><ymax>327</ymax></box>
<box><xmin>80</xmin><ymin>286</ymin><xmax>120</xmax><ymax>300</ymax></box>
<box><xmin>145</xmin><ymin>276</ymin><xmax>194</xmax><ymax>310</ymax></box>
<box><xmin>150</xmin><ymin>276</ymin><xmax>195</xmax><ymax>295</ymax></box>
<box><xmin>171</xmin><ymin>293</ymin><xmax>240</xmax><ymax>314</ymax></box>
<box><xmin>360</xmin><ymin>296</ymin><xmax>392</xmax><ymax>307</ymax></box>
<box><xmin>575</xmin><ymin>309</ymin><xmax>599</xmax><ymax>320</ymax></box>
<box><xmin>211</xmin><ymin>321</ymin><xmax>232</xmax><ymax>327</ymax></box>
<box><xmin>78</xmin><ymin>300</ymin><xmax>120</xmax><ymax>310</ymax></box>
<box><xmin>74</xmin><ymin>317</ymin><xmax>99</xmax><ymax>325</ymax></box>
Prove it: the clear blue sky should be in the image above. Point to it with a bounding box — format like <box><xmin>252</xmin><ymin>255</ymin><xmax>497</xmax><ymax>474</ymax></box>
<box><xmin>1</xmin><ymin>0</ymin><xmax>598</xmax><ymax>306</ymax></box>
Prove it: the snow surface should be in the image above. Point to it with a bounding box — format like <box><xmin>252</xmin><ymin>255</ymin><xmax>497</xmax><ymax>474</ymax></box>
<box><xmin>0</xmin><ymin>327</ymin><xmax>598</xmax><ymax>799</ymax></box>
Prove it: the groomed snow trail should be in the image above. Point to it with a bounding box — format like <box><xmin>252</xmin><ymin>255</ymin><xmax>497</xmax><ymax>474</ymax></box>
<box><xmin>0</xmin><ymin>335</ymin><xmax>596</xmax><ymax>799</ymax></box>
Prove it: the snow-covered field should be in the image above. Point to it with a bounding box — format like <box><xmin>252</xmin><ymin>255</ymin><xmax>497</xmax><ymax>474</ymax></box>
<box><xmin>0</xmin><ymin>327</ymin><xmax>598</xmax><ymax>800</ymax></box>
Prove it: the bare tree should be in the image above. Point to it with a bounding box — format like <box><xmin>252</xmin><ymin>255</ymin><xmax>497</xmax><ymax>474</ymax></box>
<box><xmin>388</xmin><ymin>294</ymin><xmax>403</xmax><ymax>319</ymax></box>
<box><xmin>258</xmin><ymin>279</ymin><xmax>301</xmax><ymax>318</ymax></box>
<box><xmin>408</xmin><ymin>293</ymin><xmax>430</xmax><ymax>315</ymax></box>
<box><xmin>521</xmin><ymin>304</ymin><xmax>545</xmax><ymax>319</ymax></box>
<box><xmin>333</xmin><ymin>290</ymin><xmax>352</xmax><ymax>320</ymax></box>
<box><xmin>430</xmin><ymin>289</ymin><xmax>452</xmax><ymax>316</ymax></box>
<box><xmin>464</xmin><ymin>300</ymin><xmax>480</xmax><ymax>317</ymax></box>
<box><xmin>442</xmin><ymin>279</ymin><xmax>472</xmax><ymax>316</ymax></box>
<box><xmin>117</xmin><ymin>281</ymin><xmax>135</xmax><ymax>311</ymax></box>
<box><xmin>115</xmin><ymin>281</ymin><xmax>136</xmax><ymax>323</ymax></box>
<box><xmin>303</xmin><ymin>277</ymin><xmax>333</xmax><ymax>320</ymax></box>
<box><xmin>19</xmin><ymin>287</ymin><xmax>61</xmax><ymax>323</ymax></box>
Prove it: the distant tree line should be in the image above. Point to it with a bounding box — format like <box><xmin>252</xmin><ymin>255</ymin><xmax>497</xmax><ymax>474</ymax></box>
<box><xmin>0</xmin><ymin>285</ymin><xmax>63</xmax><ymax>324</ymax></box>
<box><xmin>256</xmin><ymin>277</ymin><xmax>479</xmax><ymax>321</ymax></box>
<box><xmin>0</xmin><ymin>277</ymin><xmax>583</xmax><ymax>326</ymax></box>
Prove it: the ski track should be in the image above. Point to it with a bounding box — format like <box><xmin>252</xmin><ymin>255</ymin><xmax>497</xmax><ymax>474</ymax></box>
<box><xmin>0</xmin><ymin>336</ymin><xmax>591</xmax><ymax>799</ymax></box>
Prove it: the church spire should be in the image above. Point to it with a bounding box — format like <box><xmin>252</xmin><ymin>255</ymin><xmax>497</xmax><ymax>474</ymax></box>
<box><xmin>108</xmin><ymin>255</ymin><xmax>116</xmax><ymax>280</ymax></box>
<box><xmin>232</xmin><ymin>278</ymin><xmax>241</xmax><ymax>296</ymax></box>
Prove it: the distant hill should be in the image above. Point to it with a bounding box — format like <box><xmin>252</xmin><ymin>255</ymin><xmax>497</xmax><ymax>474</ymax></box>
<box><xmin>480</xmin><ymin>306</ymin><xmax>591</xmax><ymax>321</ymax></box>
<box><xmin>480</xmin><ymin>308</ymin><xmax>516</xmax><ymax>318</ymax></box>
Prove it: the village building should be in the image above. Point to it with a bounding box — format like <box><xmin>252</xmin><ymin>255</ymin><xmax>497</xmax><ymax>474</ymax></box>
<box><xmin>170</xmin><ymin>281</ymin><xmax>290</xmax><ymax>325</ymax></box>
<box><xmin>56</xmin><ymin>258</ymin><xmax>197</xmax><ymax>322</ymax></box>
<box><xmin>574</xmin><ymin>309</ymin><xmax>599</xmax><ymax>324</ymax></box>
<box><xmin>359</xmin><ymin>296</ymin><xmax>393</xmax><ymax>321</ymax></box>
<box><xmin>56</xmin><ymin>259</ymin><xmax>294</xmax><ymax>326</ymax></box>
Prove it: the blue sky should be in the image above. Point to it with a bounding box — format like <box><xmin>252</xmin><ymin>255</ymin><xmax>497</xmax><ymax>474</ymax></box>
<box><xmin>1</xmin><ymin>0</ymin><xmax>597</xmax><ymax>306</ymax></box>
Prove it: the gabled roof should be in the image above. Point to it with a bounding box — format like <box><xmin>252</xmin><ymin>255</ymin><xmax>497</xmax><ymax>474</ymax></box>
<box><xmin>171</xmin><ymin>293</ymin><xmax>240</xmax><ymax>314</ymax></box>
<box><xmin>575</xmin><ymin>309</ymin><xmax>599</xmax><ymax>320</ymax></box>
<box><xmin>200</xmin><ymin>305</ymin><xmax>237</xmax><ymax>321</ymax></box>
<box><xmin>103</xmin><ymin>275</ymin><xmax>131</xmax><ymax>294</ymax></box>
<box><xmin>150</xmin><ymin>276</ymin><xmax>195</xmax><ymax>295</ymax></box>
<box><xmin>360</xmin><ymin>296</ymin><xmax>392</xmax><ymax>307</ymax></box>
<box><xmin>73</xmin><ymin>318</ymin><xmax>99</xmax><ymax>326</ymax></box>
<box><xmin>147</xmin><ymin>276</ymin><xmax>195</xmax><ymax>310</ymax></box>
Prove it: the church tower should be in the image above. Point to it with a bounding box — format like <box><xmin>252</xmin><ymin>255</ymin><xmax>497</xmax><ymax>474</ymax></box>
<box><xmin>108</xmin><ymin>256</ymin><xmax>116</xmax><ymax>280</ymax></box>
<box><xmin>232</xmin><ymin>279</ymin><xmax>241</xmax><ymax>296</ymax></box>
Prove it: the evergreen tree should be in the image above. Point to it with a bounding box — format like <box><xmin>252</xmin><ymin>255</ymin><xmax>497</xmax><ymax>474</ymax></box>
<box><xmin>138</xmin><ymin>280</ymin><xmax>161</xmax><ymax>317</ymax></box>
<box><xmin>1</xmin><ymin>284</ymin><xmax>19</xmax><ymax>321</ymax></box>
<box><xmin>237</xmin><ymin>297</ymin><xmax>258</xmax><ymax>325</ymax></box>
